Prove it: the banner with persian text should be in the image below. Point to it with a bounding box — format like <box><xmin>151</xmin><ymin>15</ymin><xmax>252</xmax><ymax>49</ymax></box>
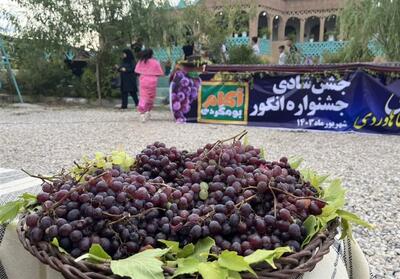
<box><xmin>170</xmin><ymin>69</ymin><xmax>400</xmax><ymax>134</ymax></box>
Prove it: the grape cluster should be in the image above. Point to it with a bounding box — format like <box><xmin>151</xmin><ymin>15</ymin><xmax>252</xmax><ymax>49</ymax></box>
<box><xmin>135</xmin><ymin>141</ymin><xmax>188</xmax><ymax>182</ymax></box>
<box><xmin>26</xmin><ymin>139</ymin><xmax>325</xmax><ymax>260</ymax></box>
<box><xmin>171</xmin><ymin>70</ymin><xmax>201</xmax><ymax>123</ymax></box>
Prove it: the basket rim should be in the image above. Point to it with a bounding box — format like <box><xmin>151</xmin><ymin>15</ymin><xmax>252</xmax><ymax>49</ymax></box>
<box><xmin>17</xmin><ymin>215</ymin><xmax>339</xmax><ymax>279</ymax></box>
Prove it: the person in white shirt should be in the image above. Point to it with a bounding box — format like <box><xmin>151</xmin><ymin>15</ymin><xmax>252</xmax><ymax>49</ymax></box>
<box><xmin>251</xmin><ymin>37</ymin><xmax>260</xmax><ymax>56</ymax></box>
<box><xmin>221</xmin><ymin>43</ymin><xmax>228</xmax><ymax>63</ymax></box>
<box><xmin>278</xmin><ymin>45</ymin><xmax>287</xmax><ymax>65</ymax></box>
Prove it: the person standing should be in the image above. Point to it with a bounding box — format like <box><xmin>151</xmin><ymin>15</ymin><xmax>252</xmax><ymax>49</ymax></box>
<box><xmin>135</xmin><ymin>49</ymin><xmax>164</xmax><ymax>122</ymax></box>
<box><xmin>278</xmin><ymin>45</ymin><xmax>287</xmax><ymax>65</ymax></box>
<box><xmin>182</xmin><ymin>40</ymin><xmax>194</xmax><ymax>60</ymax></box>
<box><xmin>117</xmin><ymin>49</ymin><xmax>138</xmax><ymax>109</ymax></box>
<box><xmin>251</xmin><ymin>37</ymin><xmax>260</xmax><ymax>56</ymax></box>
<box><xmin>221</xmin><ymin>43</ymin><xmax>228</xmax><ymax>63</ymax></box>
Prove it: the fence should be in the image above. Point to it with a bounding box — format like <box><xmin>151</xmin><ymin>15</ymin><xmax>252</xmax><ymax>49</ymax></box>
<box><xmin>153</xmin><ymin>37</ymin><xmax>272</xmax><ymax>62</ymax></box>
<box><xmin>296</xmin><ymin>40</ymin><xmax>384</xmax><ymax>62</ymax></box>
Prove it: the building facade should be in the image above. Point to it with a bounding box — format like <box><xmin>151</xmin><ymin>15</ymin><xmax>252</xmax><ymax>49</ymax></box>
<box><xmin>204</xmin><ymin>0</ymin><xmax>344</xmax><ymax>43</ymax></box>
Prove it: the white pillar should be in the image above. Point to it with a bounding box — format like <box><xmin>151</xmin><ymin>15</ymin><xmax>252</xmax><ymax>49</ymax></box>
<box><xmin>319</xmin><ymin>17</ymin><xmax>326</xmax><ymax>42</ymax></box>
<box><xmin>300</xmin><ymin>18</ymin><xmax>306</xmax><ymax>42</ymax></box>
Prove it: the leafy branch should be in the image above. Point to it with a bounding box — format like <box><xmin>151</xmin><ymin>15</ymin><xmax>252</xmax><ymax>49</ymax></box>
<box><xmin>0</xmin><ymin>193</ymin><xmax>37</xmax><ymax>225</ymax></box>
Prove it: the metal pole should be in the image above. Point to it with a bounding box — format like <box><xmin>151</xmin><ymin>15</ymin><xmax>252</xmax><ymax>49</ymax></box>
<box><xmin>0</xmin><ymin>38</ymin><xmax>23</xmax><ymax>103</ymax></box>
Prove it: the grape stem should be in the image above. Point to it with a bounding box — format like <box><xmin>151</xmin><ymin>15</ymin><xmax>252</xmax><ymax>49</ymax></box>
<box><xmin>269</xmin><ymin>186</ymin><xmax>327</xmax><ymax>204</ymax></box>
<box><xmin>107</xmin><ymin>207</ymin><xmax>165</xmax><ymax>226</ymax></box>
<box><xmin>200</xmin><ymin>130</ymin><xmax>248</xmax><ymax>159</ymax></box>
<box><xmin>200</xmin><ymin>194</ymin><xmax>257</xmax><ymax>223</ymax></box>
<box><xmin>219</xmin><ymin>130</ymin><xmax>248</xmax><ymax>144</ymax></box>
<box><xmin>268</xmin><ymin>183</ymin><xmax>278</xmax><ymax>218</ymax></box>
<box><xmin>21</xmin><ymin>169</ymin><xmax>61</xmax><ymax>183</ymax></box>
<box><xmin>73</xmin><ymin>161</ymin><xmax>83</xmax><ymax>169</ymax></box>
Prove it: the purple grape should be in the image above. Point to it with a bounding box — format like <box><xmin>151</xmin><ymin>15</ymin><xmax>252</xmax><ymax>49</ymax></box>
<box><xmin>180</xmin><ymin>78</ymin><xmax>190</xmax><ymax>87</ymax></box>
<box><xmin>173</xmin><ymin>102</ymin><xmax>181</xmax><ymax>111</ymax></box>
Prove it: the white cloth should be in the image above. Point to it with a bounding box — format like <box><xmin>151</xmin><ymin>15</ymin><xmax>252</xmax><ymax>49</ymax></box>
<box><xmin>252</xmin><ymin>44</ymin><xmax>260</xmax><ymax>56</ymax></box>
<box><xmin>0</xmin><ymin>222</ymin><xmax>371</xmax><ymax>279</ymax></box>
<box><xmin>278</xmin><ymin>52</ymin><xmax>287</xmax><ymax>65</ymax></box>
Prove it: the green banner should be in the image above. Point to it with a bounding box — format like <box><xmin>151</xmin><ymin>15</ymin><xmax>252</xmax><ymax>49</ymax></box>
<box><xmin>198</xmin><ymin>82</ymin><xmax>249</xmax><ymax>124</ymax></box>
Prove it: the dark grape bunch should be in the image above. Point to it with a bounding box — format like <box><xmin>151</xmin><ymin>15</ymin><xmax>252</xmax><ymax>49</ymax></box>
<box><xmin>25</xmin><ymin>138</ymin><xmax>325</xmax><ymax>260</ymax></box>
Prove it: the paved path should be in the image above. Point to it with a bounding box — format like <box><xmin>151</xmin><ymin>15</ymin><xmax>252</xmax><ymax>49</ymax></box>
<box><xmin>1</xmin><ymin>105</ymin><xmax>400</xmax><ymax>278</ymax></box>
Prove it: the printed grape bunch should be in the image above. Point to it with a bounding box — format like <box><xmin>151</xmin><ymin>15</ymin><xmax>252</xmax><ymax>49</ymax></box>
<box><xmin>171</xmin><ymin>70</ymin><xmax>201</xmax><ymax>123</ymax></box>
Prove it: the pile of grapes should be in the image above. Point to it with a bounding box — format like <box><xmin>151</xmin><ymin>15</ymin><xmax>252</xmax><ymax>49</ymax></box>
<box><xmin>25</xmin><ymin>135</ymin><xmax>325</xmax><ymax>260</ymax></box>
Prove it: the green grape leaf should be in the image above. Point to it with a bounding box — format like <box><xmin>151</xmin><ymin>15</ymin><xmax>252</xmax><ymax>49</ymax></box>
<box><xmin>75</xmin><ymin>244</ymin><xmax>112</xmax><ymax>263</ymax></box>
<box><xmin>243</xmin><ymin>135</ymin><xmax>249</xmax><ymax>146</ymax></box>
<box><xmin>94</xmin><ymin>152</ymin><xmax>106</xmax><ymax>168</ymax></box>
<box><xmin>51</xmin><ymin>238</ymin><xmax>68</xmax><ymax>254</ymax></box>
<box><xmin>159</xmin><ymin>240</ymin><xmax>180</xmax><ymax>254</ymax></box>
<box><xmin>198</xmin><ymin>262</ymin><xmax>228</xmax><ymax>279</ymax></box>
<box><xmin>302</xmin><ymin>215</ymin><xmax>318</xmax><ymax>247</ymax></box>
<box><xmin>322</xmin><ymin>179</ymin><xmax>346</xmax><ymax>208</ymax></box>
<box><xmin>228</xmin><ymin>270</ymin><xmax>241</xmax><ymax>279</ymax></box>
<box><xmin>260</xmin><ymin>147</ymin><xmax>266</xmax><ymax>159</ymax></box>
<box><xmin>301</xmin><ymin>169</ymin><xmax>329</xmax><ymax>193</ymax></box>
<box><xmin>0</xmin><ymin>200</ymin><xmax>24</xmax><ymax>224</ymax></box>
<box><xmin>318</xmin><ymin>205</ymin><xmax>339</xmax><ymax>225</ymax></box>
<box><xmin>340</xmin><ymin>218</ymin><xmax>353</xmax><ymax>240</ymax></box>
<box><xmin>337</xmin><ymin>209</ymin><xmax>374</xmax><ymax>229</ymax></box>
<box><xmin>218</xmin><ymin>250</ymin><xmax>255</xmax><ymax>275</ymax></box>
<box><xmin>21</xmin><ymin>193</ymin><xmax>37</xmax><ymax>202</ymax></box>
<box><xmin>111</xmin><ymin>150</ymin><xmax>135</xmax><ymax>171</ymax></box>
<box><xmin>244</xmin><ymin>247</ymin><xmax>292</xmax><ymax>269</ymax></box>
<box><xmin>172</xmin><ymin>257</ymin><xmax>200</xmax><ymax>278</ymax></box>
<box><xmin>177</xmin><ymin>243</ymin><xmax>195</xmax><ymax>258</ymax></box>
<box><xmin>110</xmin><ymin>248</ymin><xmax>169</xmax><ymax>279</ymax></box>
<box><xmin>192</xmin><ymin>237</ymin><xmax>215</xmax><ymax>262</ymax></box>
<box><xmin>104</xmin><ymin>162</ymin><xmax>113</xmax><ymax>170</ymax></box>
<box><xmin>89</xmin><ymin>244</ymin><xmax>112</xmax><ymax>260</ymax></box>
<box><xmin>289</xmin><ymin>157</ymin><xmax>303</xmax><ymax>169</ymax></box>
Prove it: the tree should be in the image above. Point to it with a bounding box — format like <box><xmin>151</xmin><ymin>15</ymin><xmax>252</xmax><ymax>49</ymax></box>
<box><xmin>175</xmin><ymin>0</ymin><xmax>256</xmax><ymax>63</ymax></box>
<box><xmin>4</xmin><ymin>0</ymin><xmax>179</xmax><ymax>99</ymax></box>
<box><xmin>340</xmin><ymin>0</ymin><xmax>400</xmax><ymax>62</ymax></box>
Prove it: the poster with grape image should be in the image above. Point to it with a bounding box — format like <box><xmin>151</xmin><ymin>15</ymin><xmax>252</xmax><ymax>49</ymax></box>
<box><xmin>170</xmin><ymin>70</ymin><xmax>201</xmax><ymax>123</ymax></box>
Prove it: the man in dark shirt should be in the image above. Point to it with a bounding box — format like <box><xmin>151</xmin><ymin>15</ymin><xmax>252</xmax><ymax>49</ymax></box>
<box><xmin>182</xmin><ymin>40</ymin><xmax>194</xmax><ymax>60</ymax></box>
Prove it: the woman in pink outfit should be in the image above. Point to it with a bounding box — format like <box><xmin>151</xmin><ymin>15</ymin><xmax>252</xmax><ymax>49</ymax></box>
<box><xmin>135</xmin><ymin>49</ymin><xmax>164</xmax><ymax>122</ymax></box>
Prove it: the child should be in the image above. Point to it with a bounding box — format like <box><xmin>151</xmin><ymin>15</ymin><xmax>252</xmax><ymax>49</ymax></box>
<box><xmin>135</xmin><ymin>49</ymin><xmax>164</xmax><ymax>122</ymax></box>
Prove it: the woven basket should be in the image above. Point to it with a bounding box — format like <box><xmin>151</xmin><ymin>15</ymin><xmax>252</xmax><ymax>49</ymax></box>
<box><xmin>17</xmin><ymin>217</ymin><xmax>338</xmax><ymax>279</ymax></box>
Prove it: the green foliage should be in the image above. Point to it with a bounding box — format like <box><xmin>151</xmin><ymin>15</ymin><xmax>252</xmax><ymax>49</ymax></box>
<box><xmin>110</xmin><ymin>248</ymin><xmax>170</xmax><ymax>279</ymax></box>
<box><xmin>301</xmin><ymin>178</ymin><xmax>373</xmax><ymax>247</ymax></box>
<box><xmin>340</xmin><ymin>0</ymin><xmax>400</xmax><ymax>61</ymax></box>
<box><xmin>288</xmin><ymin>157</ymin><xmax>304</xmax><ymax>170</ymax></box>
<box><xmin>80</xmin><ymin>67</ymin><xmax>98</xmax><ymax>99</ymax></box>
<box><xmin>16</xmin><ymin>55</ymin><xmax>79</xmax><ymax>97</ymax></box>
<box><xmin>258</xmin><ymin>27</ymin><xmax>270</xmax><ymax>38</ymax></box>
<box><xmin>227</xmin><ymin>45</ymin><xmax>262</xmax><ymax>65</ymax></box>
<box><xmin>243</xmin><ymin>247</ymin><xmax>292</xmax><ymax>269</ymax></box>
<box><xmin>301</xmin><ymin>169</ymin><xmax>329</xmax><ymax>194</ymax></box>
<box><xmin>70</xmin><ymin>150</ymin><xmax>135</xmax><ymax>181</ymax></box>
<box><xmin>159</xmin><ymin>237</ymin><xmax>291</xmax><ymax>278</ymax></box>
<box><xmin>0</xmin><ymin>193</ymin><xmax>37</xmax><ymax>224</ymax></box>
